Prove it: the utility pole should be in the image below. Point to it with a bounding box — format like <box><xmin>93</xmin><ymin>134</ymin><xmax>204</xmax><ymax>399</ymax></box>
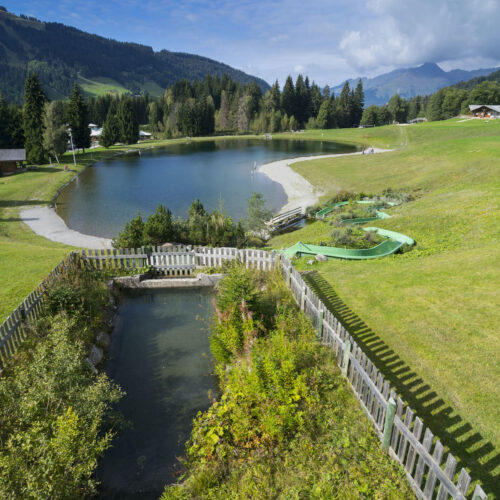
<box><xmin>67</xmin><ymin>126</ymin><xmax>77</xmax><ymax>167</ymax></box>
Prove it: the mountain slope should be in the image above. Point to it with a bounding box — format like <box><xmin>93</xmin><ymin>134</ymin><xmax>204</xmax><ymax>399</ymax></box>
<box><xmin>0</xmin><ymin>9</ymin><xmax>269</xmax><ymax>103</ymax></box>
<box><xmin>333</xmin><ymin>63</ymin><xmax>499</xmax><ymax>105</ymax></box>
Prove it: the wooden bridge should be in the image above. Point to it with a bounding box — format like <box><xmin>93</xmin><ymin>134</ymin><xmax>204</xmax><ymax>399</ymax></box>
<box><xmin>265</xmin><ymin>206</ymin><xmax>304</xmax><ymax>231</ymax></box>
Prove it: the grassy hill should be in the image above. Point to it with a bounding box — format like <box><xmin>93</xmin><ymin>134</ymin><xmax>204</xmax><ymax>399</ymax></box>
<box><xmin>0</xmin><ymin>9</ymin><xmax>269</xmax><ymax>103</ymax></box>
<box><xmin>270</xmin><ymin>120</ymin><xmax>500</xmax><ymax>496</ymax></box>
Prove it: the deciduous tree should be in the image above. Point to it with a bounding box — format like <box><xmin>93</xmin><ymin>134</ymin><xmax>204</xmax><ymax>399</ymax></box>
<box><xmin>43</xmin><ymin>101</ymin><xmax>68</xmax><ymax>163</ymax></box>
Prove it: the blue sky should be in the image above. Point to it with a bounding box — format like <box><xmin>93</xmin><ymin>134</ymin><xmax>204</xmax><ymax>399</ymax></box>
<box><xmin>3</xmin><ymin>0</ymin><xmax>500</xmax><ymax>86</ymax></box>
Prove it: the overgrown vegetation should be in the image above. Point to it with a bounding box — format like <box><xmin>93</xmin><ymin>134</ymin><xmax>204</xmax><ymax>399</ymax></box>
<box><xmin>0</xmin><ymin>268</ymin><xmax>122</xmax><ymax>498</ymax></box>
<box><xmin>112</xmin><ymin>200</ymin><xmax>247</xmax><ymax>249</ymax></box>
<box><xmin>113</xmin><ymin>194</ymin><xmax>274</xmax><ymax>249</ymax></box>
<box><xmin>161</xmin><ymin>266</ymin><xmax>413</xmax><ymax>498</ymax></box>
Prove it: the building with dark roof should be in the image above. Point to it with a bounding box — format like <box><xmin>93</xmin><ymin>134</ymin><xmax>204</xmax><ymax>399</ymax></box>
<box><xmin>0</xmin><ymin>149</ymin><xmax>26</xmax><ymax>176</ymax></box>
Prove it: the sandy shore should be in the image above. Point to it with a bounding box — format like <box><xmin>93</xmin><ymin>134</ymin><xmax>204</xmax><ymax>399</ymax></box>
<box><xmin>19</xmin><ymin>148</ymin><xmax>391</xmax><ymax>248</ymax></box>
<box><xmin>21</xmin><ymin>206</ymin><xmax>113</xmax><ymax>249</ymax></box>
<box><xmin>258</xmin><ymin>148</ymin><xmax>391</xmax><ymax>213</ymax></box>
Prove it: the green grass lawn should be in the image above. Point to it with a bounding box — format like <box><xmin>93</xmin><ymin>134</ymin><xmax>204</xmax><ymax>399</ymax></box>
<box><xmin>271</xmin><ymin>119</ymin><xmax>500</xmax><ymax>496</ymax></box>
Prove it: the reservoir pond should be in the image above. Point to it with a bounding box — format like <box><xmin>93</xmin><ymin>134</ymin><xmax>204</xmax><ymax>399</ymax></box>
<box><xmin>99</xmin><ymin>287</ymin><xmax>215</xmax><ymax>499</ymax></box>
<box><xmin>56</xmin><ymin>138</ymin><xmax>356</xmax><ymax>237</ymax></box>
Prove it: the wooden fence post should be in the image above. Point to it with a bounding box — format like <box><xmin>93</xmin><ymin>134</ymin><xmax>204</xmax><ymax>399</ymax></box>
<box><xmin>382</xmin><ymin>397</ymin><xmax>396</xmax><ymax>452</ymax></box>
<box><xmin>300</xmin><ymin>286</ymin><xmax>306</xmax><ymax>311</ymax></box>
<box><xmin>287</xmin><ymin>266</ymin><xmax>292</xmax><ymax>288</ymax></box>
<box><xmin>317</xmin><ymin>309</ymin><xmax>323</xmax><ymax>338</ymax></box>
<box><xmin>341</xmin><ymin>339</ymin><xmax>351</xmax><ymax>376</ymax></box>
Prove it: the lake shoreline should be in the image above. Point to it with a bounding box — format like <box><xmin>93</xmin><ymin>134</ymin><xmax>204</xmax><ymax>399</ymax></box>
<box><xmin>258</xmin><ymin>148</ymin><xmax>392</xmax><ymax>213</ymax></box>
<box><xmin>20</xmin><ymin>147</ymin><xmax>390</xmax><ymax>249</ymax></box>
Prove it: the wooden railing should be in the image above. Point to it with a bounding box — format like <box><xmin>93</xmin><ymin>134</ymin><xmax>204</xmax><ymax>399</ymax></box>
<box><xmin>280</xmin><ymin>258</ymin><xmax>487</xmax><ymax>500</ymax></box>
<box><xmin>0</xmin><ymin>247</ymin><xmax>487</xmax><ymax>499</ymax></box>
<box><xmin>0</xmin><ymin>252</ymin><xmax>78</xmax><ymax>368</ymax></box>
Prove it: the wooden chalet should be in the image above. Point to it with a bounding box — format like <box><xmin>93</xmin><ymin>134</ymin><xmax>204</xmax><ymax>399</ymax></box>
<box><xmin>0</xmin><ymin>149</ymin><xmax>26</xmax><ymax>176</ymax></box>
<box><xmin>469</xmin><ymin>104</ymin><xmax>500</xmax><ymax>118</ymax></box>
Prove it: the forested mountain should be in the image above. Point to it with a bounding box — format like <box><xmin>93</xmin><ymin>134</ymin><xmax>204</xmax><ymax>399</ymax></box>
<box><xmin>333</xmin><ymin>62</ymin><xmax>499</xmax><ymax>106</ymax></box>
<box><xmin>0</xmin><ymin>8</ymin><xmax>269</xmax><ymax>104</ymax></box>
<box><xmin>452</xmin><ymin>69</ymin><xmax>500</xmax><ymax>91</ymax></box>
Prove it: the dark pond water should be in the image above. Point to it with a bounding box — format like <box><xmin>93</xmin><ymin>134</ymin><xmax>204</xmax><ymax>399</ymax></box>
<box><xmin>56</xmin><ymin>139</ymin><xmax>356</xmax><ymax>237</ymax></box>
<box><xmin>98</xmin><ymin>288</ymin><xmax>215</xmax><ymax>499</ymax></box>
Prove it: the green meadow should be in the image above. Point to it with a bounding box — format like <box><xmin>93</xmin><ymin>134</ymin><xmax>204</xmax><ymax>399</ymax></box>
<box><xmin>271</xmin><ymin>119</ymin><xmax>500</xmax><ymax>495</ymax></box>
<box><xmin>1</xmin><ymin>121</ymin><xmax>498</xmax><ymax>494</ymax></box>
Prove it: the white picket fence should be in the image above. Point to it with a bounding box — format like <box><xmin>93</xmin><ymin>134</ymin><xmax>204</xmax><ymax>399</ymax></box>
<box><xmin>0</xmin><ymin>247</ymin><xmax>488</xmax><ymax>500</ymax></box>
<box><xmin>81</xmin><ymin>246</ymin><xmax>276</xmax><ymax>274</ymax></box>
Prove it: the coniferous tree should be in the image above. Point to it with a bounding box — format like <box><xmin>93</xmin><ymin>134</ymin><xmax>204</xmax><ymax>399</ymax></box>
<box><xmin>269</xmin><ymin>80</ymin><xmax>281</xmax><ymax>110</ymax></box>
<box><xmin>117</xmin><ymin>99</ymin><xmax>138</xmax><ymax>144</ymax></box>
<box><xmin>309</xmin><ymin>83</ymin><xmax>323</xmax><ymax>118</ymax></box>
<box><xmin>101</xmin><ymin>102</ymin><xmax>120</xmax><ymax>147</ymax></box>
<box><xmin>294</xmin><ymin>74</ymin><xmax>308</xmax><ymax>126</ymax></box>
<box><xmin>351</xmin><ymin>79</ymin><xmax>365</xmax><ymax>126</ymax></box>
<box><xmin>23</xmin><ymin>73</ymin><xmax>46</xmax><ymax>164</ymax></box>
<box><xmin>281</xmin><ymin>76</ymin><xmax>296</xmax><ymax>119</ymax></box>
<box><xmin>337</xmin><ymin>81</ymin><xmax>353</xmax><ymax>128</ymax></box>
<box><xmin>43</xmin><ymin>101</ymin><xmax>68</xmax><ymax>163</ymax></box>
<box><xmin>68</xmin><ymin>84</ymin><xmax>90</xmax><ymax>152</ymax></box>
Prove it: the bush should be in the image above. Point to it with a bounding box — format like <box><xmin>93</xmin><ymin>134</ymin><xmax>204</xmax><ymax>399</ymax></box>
<box><xmin>0</xmin><ymin>316</ymin><xmax>122</xmax><ymax>498</ymax></box>
<box><xmin>46</xmin><ymin>282</ymin><xmax>80</xmax><ymax>315</ymax></box>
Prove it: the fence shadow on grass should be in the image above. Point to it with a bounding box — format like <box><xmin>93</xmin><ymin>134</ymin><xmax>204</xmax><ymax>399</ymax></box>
<box><xmin>303</xmin><ymin>270</ymin><xmax>500</xmax><ymax>498</ymax></box>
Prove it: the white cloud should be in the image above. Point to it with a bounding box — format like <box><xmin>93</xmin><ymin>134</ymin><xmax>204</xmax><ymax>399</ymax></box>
<box><xmin>339</xmin><ymin>0</ymin><xmax>500</xmax><ymax>71</ymax></box>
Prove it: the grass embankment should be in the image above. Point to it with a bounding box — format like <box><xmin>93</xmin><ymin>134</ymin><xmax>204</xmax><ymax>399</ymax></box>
<box><xmin>271</xmin><ymin>119</ymin><xmax>500</xmax><ymax>496</ymax></box>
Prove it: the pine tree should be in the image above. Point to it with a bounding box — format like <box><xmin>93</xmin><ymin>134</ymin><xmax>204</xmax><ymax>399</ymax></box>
<box><xmin>269</xmin><ymin>80</ymin><xmax>281</xmax><ymax>110</ymax></box>
<box><xmin>68</xmin><ymin>84</ymin><xmax>90</xmax><ymax>152</ymax></box>
<box><xmin>101</xmin><ymin>103</ymin><xmax>120</xmax><ymax>148</ymax></box>
<box><xmin>281</xmin><ymin>76</ymin><xmax>296</xmax><ymax>119</ymax></box>
<box><xmin>338</xmin><ymin>81</ymin><xmax>353</xmax><ymax>128</ymax></box>
<box><xmin>43</xmin><ymin>101</ymin><xmax>68</xmax><ymax>163</ymax></box>
<box><xmin>117</xmin><ymin>99</ymin><xmax>138</xmax><ymax>144</ymax></box>
<box><xmin>351</xmin><ymin>79</ymin><xmax>365</xmax><ymax>126</ymax></box>
<box><xmin>23</xmin><ymin>74</ymin><xmax>46</xmax><ymax>164</ymax></box>
<box><xmin>309</xmin><ymin>82</ymin><xmax>323</xmax><ymax>118</ymax></box>
<box><xmin>294</xmin><ymin>74</ymin><xmax>308</xmax><ymax>127</ymax></box>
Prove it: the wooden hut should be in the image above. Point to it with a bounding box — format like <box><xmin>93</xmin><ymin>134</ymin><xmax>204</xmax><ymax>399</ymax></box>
<box><xmin>0</xmin><ymin>149</ymin><xmax>26</xmax><ymax>176</ymax></box>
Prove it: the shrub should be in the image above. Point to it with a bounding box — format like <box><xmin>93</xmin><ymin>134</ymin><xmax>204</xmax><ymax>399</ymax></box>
<box><xmin>0</xmin><ymin>316</ymin><xmax>122</xmax><ymax>498</ymax></box>
<box><xmin>161</xmin><ymin>267</ymin><xmax>413</xmax><ymax>499</ymax></box>
<box><xmin>46</xmin><ymin>282</ymin><xmax>80</xmax><ymax>315</ymax></box>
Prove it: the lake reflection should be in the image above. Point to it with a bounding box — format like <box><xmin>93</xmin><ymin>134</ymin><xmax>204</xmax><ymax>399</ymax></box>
<box><xmin>56</xmin><ymin>138</ymin><xmax>356</xmax><ymax>237</ymax></box>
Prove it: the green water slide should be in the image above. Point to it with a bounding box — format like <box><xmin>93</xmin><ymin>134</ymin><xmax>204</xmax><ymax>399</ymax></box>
<box><xmin>316</xmin><ymin>200</ymin><xmax>396</xmax><ymax>222</ymax></box>
<box><xmin>283</xmin><ymin>227</ymin><xmax>414</xmax><ymax>260</ymax></box>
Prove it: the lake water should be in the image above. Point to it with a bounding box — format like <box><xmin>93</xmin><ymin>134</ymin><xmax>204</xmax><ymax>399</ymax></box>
<box><xmin>98</xmin><ymin>288</ymin><xmax>216</xmax><ymax>499</ymax></box>
<box><xmin>56</xmin><ymin>138</ymin><xmax>356</xmax><ymax>237</ymax></box>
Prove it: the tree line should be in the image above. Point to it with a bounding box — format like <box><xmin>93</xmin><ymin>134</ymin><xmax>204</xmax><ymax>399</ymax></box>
<box><xmin>360</xmin><ymin>79</ymin><xmax>500</xmax><ymax>126</ymax></box>
<box><xmin>4</xmin><ymin>69</ymin><xmax>500</xmax><ymax>165</ymax></box>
